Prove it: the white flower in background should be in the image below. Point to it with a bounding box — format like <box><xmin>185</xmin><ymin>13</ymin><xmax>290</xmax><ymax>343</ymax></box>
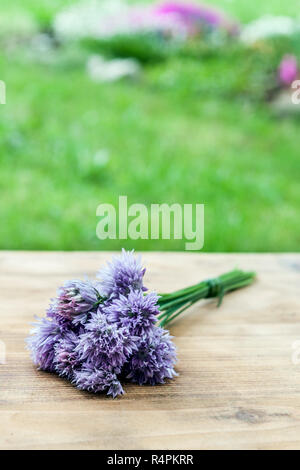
<box><xmin>54</xmin><ymin>0</ymin><xmax>185</xmax><ymax>40</ymax></box>
<box><xmin>31</xmin><ymin>33</ymin><xmax>55</xmax><ymax>53</ymax></box>
<box><xmin>54</xmin><ymin>0</ymin><xmax>129</xmax><ymax>40</ymax></box>
<box><xmin>240</xmin><ymin>16</ymin><xmax>300</xmax><ymax>44</ymax></box>
<box><xmin>87</xmin><ymin>54</ymin><xmax>141</xmax><ymax>82</ymax></box>
<box><xmin>93</xmin><ymin>149</ymin><xmax>110</xmax><ymax>167</ymax></box>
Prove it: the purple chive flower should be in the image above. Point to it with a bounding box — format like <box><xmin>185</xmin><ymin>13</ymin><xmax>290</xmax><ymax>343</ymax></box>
<box><xmin>278</xmin><ymin>55</ymin><xmax>298</xmax><ymax>86</ymax></box>
<box><xmin>54</xmin><ymin>331</ymin><xmax>80</xmax><ymax>379</ymax></box>
<box><xmin>27</xmin><ymin>317</ymin><xmax>66</xmax><ymax>372</ymax></box>
<box><xmin>97</xmin><ymin>249</ymin><xmax>147</xmax><ymax>299</ymax></box>
<box><xmin>27</xmin><ymin>250</ymin><xmax>178</xmax><ymax>397</ymax></box>
<box><xmin>104</xmin><ymin>290</ymin><xmax>160</xmax><ymax>336</ymax></box>
<box><xmin>75</xmin><ymin>311</ymin><xmax>138</xmax><ymax>370</ymax></box>
<box><xmin>73</xmin><ymin>366</ymin><xmax>124</xmax><ymax>398</ymax></box>
<box><xmin>126</xmin><ymin>327</ymin><xmax>177</xmax><ymax>386</ymax></box>
<box><xmin>51</xmin><ymin>279</ymin><xmax>100</xmax><ymax>320</ymax></box>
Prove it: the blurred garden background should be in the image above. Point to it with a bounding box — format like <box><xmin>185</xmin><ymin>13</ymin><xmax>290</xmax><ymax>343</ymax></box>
<box><xmin>1</xmin><ymin>0</ymin><xmax>300</xmax><ymax>251</ymax></box>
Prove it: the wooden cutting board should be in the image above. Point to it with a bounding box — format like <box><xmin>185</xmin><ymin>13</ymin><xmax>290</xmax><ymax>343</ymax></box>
<box><xmin>1</xmin><ymin>251</ymin><xmax>300</xmax><ymax>450</ymax></box>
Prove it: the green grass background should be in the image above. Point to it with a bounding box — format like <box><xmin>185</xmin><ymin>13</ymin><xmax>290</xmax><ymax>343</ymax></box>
<box><xmin>1</xmin><ymin>0</ymin><xmax>300</xmax><ymax>251</ymax></box>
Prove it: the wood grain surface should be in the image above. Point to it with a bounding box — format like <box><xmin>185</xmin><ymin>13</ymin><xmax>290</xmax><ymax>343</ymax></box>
<box><xmin>1</xmin><ymin>251</ymin><xmax>300</xmax><ymax>450</ymax></box>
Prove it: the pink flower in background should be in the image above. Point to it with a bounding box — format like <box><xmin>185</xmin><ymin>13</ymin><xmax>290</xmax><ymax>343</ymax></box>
<box><xmin>278</xmin><ymin>55</ymin><xmax>298</xmax><ymax>86</ymax></box>
<box><xmin>156</xmin><ymin>1</ymin><xmax>222</xmax><ymax>26</ymax></box>
<box><xmin>154</xmin><ymin>1</ymin><xmax>239</xmax><ymax>35</ymax></box>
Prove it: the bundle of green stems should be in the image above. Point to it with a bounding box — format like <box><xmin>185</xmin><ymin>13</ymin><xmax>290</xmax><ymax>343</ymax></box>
<box><xmin>158</xmin><ymin>269</ymin><xmax>256</xmax><ymax>327</ymax></box>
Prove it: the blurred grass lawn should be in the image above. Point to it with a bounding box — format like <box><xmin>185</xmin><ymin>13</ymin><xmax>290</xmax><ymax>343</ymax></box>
<box><xmin>1</xmin><ymin>0</ymin><xmax>300</xmax><ymax>251</ymax></box>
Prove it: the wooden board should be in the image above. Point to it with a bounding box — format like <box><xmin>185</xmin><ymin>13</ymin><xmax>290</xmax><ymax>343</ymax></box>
<box><xmin>1</xmin><ymin>251</ymin><xmax>300</xmax><ymax>450</ymax></box>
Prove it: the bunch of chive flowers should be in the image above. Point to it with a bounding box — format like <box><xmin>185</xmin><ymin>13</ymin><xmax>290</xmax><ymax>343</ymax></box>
<box><xmin>27</xmin><ymin>250</ymin><xmax>255</xmax><ymax>398</ymax></box>
<box><xmin>27</xmin><ymin>250</ymin><xmax>177</xmax><ymax>398</ymax></box>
